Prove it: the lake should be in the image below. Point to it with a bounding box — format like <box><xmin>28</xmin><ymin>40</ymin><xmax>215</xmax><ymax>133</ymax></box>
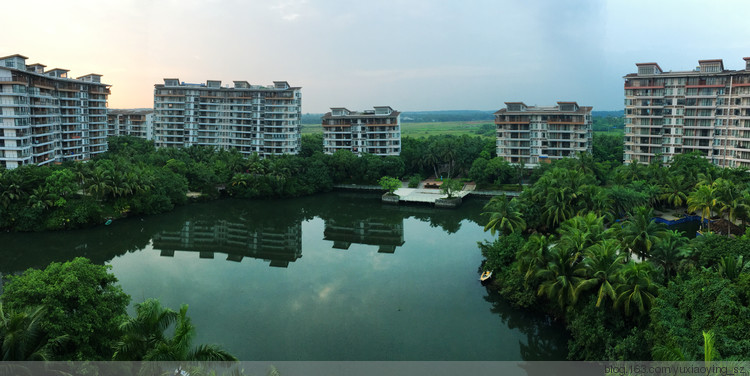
<box><xmin>0</xmin><ymin>192</ymin><xmax>568</xmax><ymax>360</ymax></box>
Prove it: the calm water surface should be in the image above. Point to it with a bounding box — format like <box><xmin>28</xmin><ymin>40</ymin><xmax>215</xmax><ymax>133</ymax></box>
<box><xmin>0</xmin><ymin>192</ymin><xmax>568</xmax><ymax>360</ymax></box>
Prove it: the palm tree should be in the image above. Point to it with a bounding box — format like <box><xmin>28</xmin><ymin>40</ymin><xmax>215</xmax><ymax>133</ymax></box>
<box><xmin>714</xmin><ymin>178</ymin><xmax>743</xmax><ymax>236</ymax></box>
<box><xmin>113</xmin><ymin>299</ymin><xmax>237</xmax><ymax>362</ymax></box>
<box><xmin>653</xmin><ymin>329</ymin><xmax>720</xmax><ymax>363</ymax></box>
<box><xmin>574</xmin><ymin>152</ymin><xmax>596</xmax><ymax>176</ymax></box>
<box><xmin>481</xmin><ymin>195</ymin><xmax>526</xmax><ymax>236</ymax></box>
<box><xmin>589</xmin><ymin>188</ymin><xmax>615</xmax><ymax>223</ymax></box>
<box><xmin>440</xmin><ymin>144</ymin><xmax>457</xmax><ymax>179</ymax></box>
<box><xmin>650</xmin><ymin>230</ymin><xmax>689</xmax><ymax>279</ymax></box>
<box><xmin>716</xmin><ymin>255</ymin><xmax>749</xmax><ymax>282</ymax></box>
<box><xmin>0</xmin><ymin>304</ymin><xmax>65</xmax><ymax>361</ymax></box>
<box><xmin>421</xmin><ymin>149</ymin><xmax>441</xmax><ymax>179</ymax></box>
<box><xmin>687</xmin><ymin>184</ymin><xmax>717</xmax><ymax>232</ymax></box>
<box><xmin>26</xmin><ymin>187</ymin><xmax>55</xmax><ymax>211</ymax></box>
<box><xmin>659</xmin><ymin>175</ymin><xmax>689</xmax><ymax>208</ymax></box>
<box><xmin>617</xmin><ymin>160</ymin><xmax>644</xmax><ymax>181</ymax></box>
<box><xmin>575</xmin><ymin>239</ymin><xmax>625</xmax><ymax>308</ymax></box>
<box><xmin>618</xmin><ymin>206</ymin><xmax>668</xmax><ymax>260</ymax></box>
<box><xmin>535</xmin><ymin>246</ymin><xmax>586</xmax><ymax>311</ymax></box>
<box><xmin>86</xmin><ymin>167</ymin><xmax>115</xmax><ymax>201</ymax></box>
<box><xmin>614</xmin><ymin>261</ymin><xmax>659</xmax><ymax>320</ymax></box>
<box><xmin>517</xmin><ymin>234</ymin><xmax>554</xmax><ymax>283</ymax></box>
<box><xmin>542</xmin><ymin>186</ymin><xmax>576</xmax><ymax>229</ymax></box>
<box><xmin>703</xmin><ymin>330</ymin><xmax>720</xmax><ymax>365</ymax></box>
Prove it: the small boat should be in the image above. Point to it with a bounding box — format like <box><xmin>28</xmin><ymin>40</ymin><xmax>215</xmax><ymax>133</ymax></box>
<box><xmin>480</xmin><ymin>270</ymin><xmax>492</xmax><ymax>282</ymax></box>
<box><xmin>105</xmin><ymin>219</ymin><xmax>113</xmax><ymax>226</ymax></box>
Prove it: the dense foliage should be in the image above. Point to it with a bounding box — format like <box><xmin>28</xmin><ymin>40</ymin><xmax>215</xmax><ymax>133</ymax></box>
<box><xmin>1</xmin><ymin>258</ymin><xmax>129</xmax><ymax>360</ymax></box>
<box><xmin>0</xmin><ymin>258</ymin><xmax>234</xmax><ymax>361</ymax></box>
<box><xmin>479</xmin><ymin>152</ymin><xmax>750</xmax><ymax>360</ymax></box>
<box><xmin>0</xmin><ymin>134</ymin><xmax>504</xmax><ymax>232</ymax></box>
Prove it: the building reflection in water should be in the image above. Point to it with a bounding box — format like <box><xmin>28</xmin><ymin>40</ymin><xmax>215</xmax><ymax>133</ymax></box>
<box><xmin>152</xmin><ymin>219</ymin><xmax>302</xmax><ymax>267</ymax></box>
<box><xmin>323</xmin><ymin>218</ymin><xmax>405</xmax><ymax>253</ymax></box>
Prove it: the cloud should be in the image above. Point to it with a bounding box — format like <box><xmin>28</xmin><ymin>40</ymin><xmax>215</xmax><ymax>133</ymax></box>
<box><xmin>270</xmin><ymin>0</ymin><xmax>308</xmax><ymax>21</ymax></box>
<box><xmin>352</xmin><ymin>65</ymin><xmax>498</xmax><ymax>81</ymax></box>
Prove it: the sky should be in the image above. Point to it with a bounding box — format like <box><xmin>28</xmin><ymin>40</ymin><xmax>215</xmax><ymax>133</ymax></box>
<box><xmin>4</xmin><ymin>0</ymin><xmax>750</xmax><ymax>113</ymax></box>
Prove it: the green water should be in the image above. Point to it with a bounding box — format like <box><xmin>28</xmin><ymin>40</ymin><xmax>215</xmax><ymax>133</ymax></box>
<box><xmin>0</xmin><ymin>192</ymin><xmax>568</xmax><ymax>360</ymax></box>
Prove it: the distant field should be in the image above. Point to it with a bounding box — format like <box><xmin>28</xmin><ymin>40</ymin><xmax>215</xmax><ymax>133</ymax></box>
<box><xmin>593</xmin><ymin>128</ymin><xmax>625</xmax><ymax>135</ymax></box>
<box><xmin>302</xmin><ymin>121</ymin><xmax>495</xmax><ymax>138</ymax></box>
<box><xmin>303</xmin><ymin>121</ymin><xmax>624</xmax><ymax>137</ymax></box>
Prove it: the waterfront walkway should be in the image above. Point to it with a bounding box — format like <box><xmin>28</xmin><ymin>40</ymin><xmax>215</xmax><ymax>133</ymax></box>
<box><xmin>333</xmin><ymin>181</ymin><xmax>519</xmax><ymax>204</ymax></box>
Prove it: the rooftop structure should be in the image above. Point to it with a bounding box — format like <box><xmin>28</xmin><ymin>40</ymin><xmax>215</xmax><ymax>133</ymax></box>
<box><xmin>153</xmin><ymin>79</ymin><xmax>301</xmax><ymax>157</ymax></box>
<box><xmin>624</xmin><ymin>57</ymin><xmax>750</xmax><ymax>166</ymax></box>
<box><xmin>0</xmin><ymin>54</ymin><xmax>110</xmax><ymax>169</ymax></box>
<box><xmin>321</xmin><ymin>106</ymin><xmax>401</xmax><ymax>156</ymax></box>
<box><xmin>494</xmin><ymin>101</ymin><xmax>593</xmax><ymax>167</ymax></box>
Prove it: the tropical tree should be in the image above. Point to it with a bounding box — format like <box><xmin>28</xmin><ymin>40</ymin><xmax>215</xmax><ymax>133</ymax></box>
<box><xmin>716</xmin><ymin>255</ymin><xmax>749</xmax><ymax>282</ymax></box>
<box><xmin>517</xmin><ymin>233</ymin><xmax>554</xmax><ymax>283</ymax></box>
<box><xmin>714</xmin><ymin>178</ymin><xmax>744</xmax><ymax>236</ymax></box>
<box><xmin>0</xmin><ymin>304</ymin><xmax>65</xmax><ymax>361</ymax></box>
<box><xmin>618</xmin><ymin>206</ymin><xmax>667</xmax><ymax>260</ymax></box>
<box><xmin>1</xmin><ymin>258</ymin><xmax>130</xmax><ymax>360</ymax></box>
<box><xmin>614</xmin><ymin>261</ymin><xmax>659</xmax><ymax>320</ymax></box>
<box><xmin>649</xmin><ymin>230</ymin><xmax>689</xmax><ymax>279</ymax></box>
<box><xmin>535</xmin><ymin>246</ymin><xmax>586</xmax><ymax>311</ymax></box>
<box><xmin>439</xmin><ymin>178</ymin><xmax>464</xmax><ymax>199</ymax></box>
<box><xmin>541</xmin><ymin>186</ymin><xmax>576</xmax><ymax>229</ymax></box>
<box><xmin>574</xmin><ymin>239</ymin><xmax>625</xmax><ymax>308</ymax></box>
<box><xmin>378</xmin><ymin>176</ymin><xmax>402</xmax><ymax>195</ymax></box>
<box><xmin>114</xmin><ymin>299</ymin><xmax>237</xmax><ymax>362</ymax></box>
<box><xmin>687</xmin><ymin>184</ymin><xmax>717</xmax><ymax>232</ymax></box>
<box><xmin>659</xmin><ymin>175</ymin><xmax>689</xmax><ymax>208</ymax></box>
<box><xmin>482</xmin><ymin>195</ymin><xmax>526</xmax><ymax>235</ymax></box>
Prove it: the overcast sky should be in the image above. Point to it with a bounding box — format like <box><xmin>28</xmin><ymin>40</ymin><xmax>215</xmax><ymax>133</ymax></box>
<box><xmin>4</xmin><ymin>0</ymin><xmax>750</xmax><ymax>113</ymax></box>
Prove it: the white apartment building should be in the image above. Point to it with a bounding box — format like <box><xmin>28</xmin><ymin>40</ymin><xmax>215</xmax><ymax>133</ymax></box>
<box><xmin>107</xmin><ymin>109</ymin><xmax>154</xmax><ymax>140</ymax></box>
<box><xmin>494</xmin><ymin>102</ymin><xmax>593</xmax><ymax>167</ymax></box>
<box><xmin>0</xmin><ymin>54</ymin><xmax>110</xmax><ymax>169</ymax></box>
<box><xmin>321</xmin><ymin>106</ymin><xmax>401</xmax><ymax>156</ymax></box>
<box><xmin>624</xmin><ymin>58</ymin><xmax>750</xmax><ymax>167</ymax></box>
<box><xmin>153</xmin><ymin>79</ymin><xmax>301</xmax><ymax>157</ymax></box>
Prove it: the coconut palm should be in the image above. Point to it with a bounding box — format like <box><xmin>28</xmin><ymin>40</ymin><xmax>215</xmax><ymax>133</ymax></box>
<box><xmin>542</xmin><ymin>186</ymin><xmax>576</xmax><ymax>229</ymax></box>
<box><xmin>0</xmin><ymin>304</ymin><xmax>65</xmax><ymax>361</ymax></box>
<box><xmin>535</xmin><ymin>246</ymin><xmax>586</xmax><ymax>311</ymax></box>
<box><xmin>687</xmin><ymin>184</ymin><xmax>717</xmax><ymax>232</ymax></box>
<box><xmin>659</xmin><ymin>175</ymin><xmax>689</xmax><ymax>208</ymax></box>
<box><xmin>26</xmin><ymin>187</ymin><xmax>55</xmax><ymax>211</ymax></box>
<box><xmin>714</xmin><ymin>178</ymin><xmax>743</xmax><ymax>236</ymax></box>
<box><xmin>716</xmin><ymin>255</ymin><xmax>749</xmax><ymax>282</ymax></box>
<box><xmin>517</xmin><ymin>234</ymin><xmax>555</xmax><ymax>283</ymax></box>
<box><xmin>614</xmin><ymin>261</ymin><xmax>659</xmax><ymax>319</ymax></box>
<box><xmin>589</xmin><ymin>188</ymin><xmax>615</xmax><ymax>223</ymax></box>
<box><xmin>86</xmin><ymin>167</ymin><xmax>115</xmax><ymax>201</ymax></box>
<box><xmin>650</xmin><ymin>230</ymin><xmax>689</xmax><ymax>279</ymax></box>
<box><xmin>113</xmin><ymin>299</ymin><xmax>237</xmax><ymax>362</ymax></box>
<box><xmin>481</xmin><ymin>195</ymin><xmax>526</xmax><ymax>236</ymax></box>
<box><xmin>574</xmin><ymin>239</ymin><xmax>626</xmax><ymax>307</ymax></box>
<box><xmin>618</xmin><ymin>206</ymin><xmax>667</xmax><ymax>260</ymax></box>
<box><xmin>421</xmin><ymin>148</ymin><xmax>441</xmax><ymax>179</ymax></box>
<box><xmin>556</xmin><ymin>213</ymin><xmax>610</xmax><ymax>264</ymax></box>
<box><xmin>653</xmin><ymin>329</ymin><xmax>720</xmax><ymax>362</ymax></box>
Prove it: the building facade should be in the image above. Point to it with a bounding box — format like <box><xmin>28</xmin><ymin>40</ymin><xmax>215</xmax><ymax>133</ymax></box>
<box><xmin>494</xmin><ymin>102</ymin><xmax>592</xmax><ymax>167</ymax></box>
<box><xmin>152</xmin><ymin>79</ymin><xmax>301</xmax><ymax>157</ymax></box>
<box><xmin>107</xmin><ymin>109</ymin><xmax>154</xmax><ymax>140</ymax></box>
<box><xmin>321</xmin><ymin>106</ymin><xmax>401</xmax><ymax>156</ymax></box>
<box><xmin>624</xmin><ymin>58</ymin><xmax>750</xmax><ymax>167</ymax></box>
<box><xmin>0</xmin><ymin>54</ymin><xmax>110</xmax><ymax>169</ymax></box>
